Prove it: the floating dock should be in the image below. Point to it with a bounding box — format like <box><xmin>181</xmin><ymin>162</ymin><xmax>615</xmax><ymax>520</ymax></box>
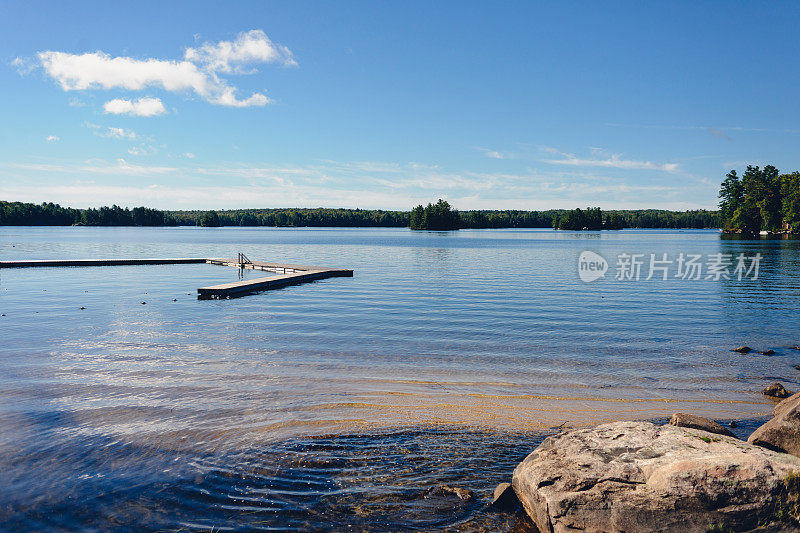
<box><xmin>198</xmin><ymin>259</ymin><xmax>352</xmax><ymax>299</ymax></box>
<box><xmin>0</xmin><ymin>258</ymin><xmax>208</xmax><ymax>268</ymax></box>
<box><xmin>0</xmin><ymin>256</ymin><xmax>353</xmax><ymax>299</ymax></box>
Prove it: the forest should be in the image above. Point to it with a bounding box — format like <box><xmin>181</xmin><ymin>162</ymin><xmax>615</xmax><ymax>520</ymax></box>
<box><xmin>0</xmin><ymin>202</ymin><xmax>176</xmax><ymax>226</ymax></box>
<box><xmin>1</xmin><ymin>200</ymin><xmax>719</xmax><ymax>230</ymax></box>
<box><xmin>718</xmin><ymin>165</ymin><xmax>800</xmax><ymax>234</ymax></box>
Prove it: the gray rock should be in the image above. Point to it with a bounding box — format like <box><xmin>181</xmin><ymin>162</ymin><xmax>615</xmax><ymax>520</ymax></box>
<box><xmin>491</xmin><ymin>482</ymin><xmax>520</xmax><ymax>511</ymax></box>
<box><xmin>764</xmin><ymin>382</ymin><xmax>793</xmax><ymax>399</ymax></box>
<box><xmin>512</xmin><ymin>421</ymin><xmax>800</xmax><ymax>532</ymax></box>
<box><xmin>760</xmin><ymin>349</ymin><xmax>777</xmax><ymax>355</ymax></box>
<box><xmin>733</xmin><ymin>346</ymin><xmax>752</xmax><ymax>353</ymax></box>
<box><xmin>668</xmin><ymin>412</ymin><xmax>735</xmax><ymax>437</ymax></box>
<box><xmin>749</xmin><ymin>393</ymin><xmax>800</xmax><ymax>456</ymax></box>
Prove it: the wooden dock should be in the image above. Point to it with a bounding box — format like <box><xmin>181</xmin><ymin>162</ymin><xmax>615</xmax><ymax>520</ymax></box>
<box><xmin>0</xmin><ymin>258</ymin><xmax>208</xmax><ymax>268</ymax></box>
<box><xmin>0</xmin><ymin>257</ymin><xmax>353</xmax><ymax>299</ymax></box>
<box><xmin>198</xmin><ymin>259</ymin><xmax>353</xmax><ymax>299</ymax></box>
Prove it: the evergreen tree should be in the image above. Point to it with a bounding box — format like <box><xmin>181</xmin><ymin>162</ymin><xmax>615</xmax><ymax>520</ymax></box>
<box><xmin>718</xmin><ymin>170</ymin><xmax>743</xmax><ymax>230</ymax></box>
<box><xmin>782</xmin><ymin>172</ymin><xmax>800</xmax><ymax>232</ymax></box>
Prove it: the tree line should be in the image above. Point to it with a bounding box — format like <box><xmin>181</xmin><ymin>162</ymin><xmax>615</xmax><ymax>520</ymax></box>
<box><xmin>719</xmin><ymin>165</ymin><xmax>800</xmax><ymax>234</ymax></box>
<box><xmin>177</xmin><ymin>207</ymin><xmax>410</xmax><ymax>227</ymax></box>
<box><xmin>0</xmin><ymin>202</ymin><xmax>177</xmax><ymax>226</ymax></box>
<box><xmin>409</xmin><ymin>200</ymin><xmax>716</xmax><ymax>230</ymax></box>
<box><xmin>552</xmin><ymin>207</ymin><xmax>625</xmax><ymax>230</ymax></box>
<box><xmin>1</xmin><ymin>199</ymin><xmax>719</xmax><ymax>229</ymax></box>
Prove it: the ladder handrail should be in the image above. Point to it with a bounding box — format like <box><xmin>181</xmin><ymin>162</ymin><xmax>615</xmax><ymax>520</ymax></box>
<box><xmin>237</xmin><ymin>252</ymin><xmax>252</xmax><ymax>265</ymax></box>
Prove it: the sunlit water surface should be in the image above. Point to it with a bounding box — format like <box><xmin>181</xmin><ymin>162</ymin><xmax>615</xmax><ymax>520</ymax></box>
<box><xmin>1</xmin><ymin>227</ymin><xmax>799</xmax><ymax>531</ymax></box>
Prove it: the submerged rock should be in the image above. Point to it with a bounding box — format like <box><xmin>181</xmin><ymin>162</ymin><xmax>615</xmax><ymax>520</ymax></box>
<box><xmin>749</xmin><ymin>393</ymin><xmax>800</xmax><ymax>456</ymax></box>
<box><xmin>490</xmin><ymin>482</ymin><xmax>520</xmax><ymax>511</ymax></box>
<box><xmin>760</xmin><ymin>349</ymin><xmax>777</xmax><ymax>355</ymax></box>
<box><xmin>668</xmin><ymin>412</ymin><xmax>735</xmax><ymax>437</ymax></box>
<box><xmin>733</xmin><ymin>345</ymin><xmax>752</xmax><ymax>353</ymax></box>
<box><xmin>423</xmin><ymin>484</ymin><xmax>475</xmax><ymax>502</ymax></box>
<box><xmin>764</xmin><ymin>382</ymin><xmax>793</xmax><ymax>399</ymax></box>
<box><xmin>512</xmin><ymin>421</ymin><xmax>800</xmax><ymax>532</ymax></box>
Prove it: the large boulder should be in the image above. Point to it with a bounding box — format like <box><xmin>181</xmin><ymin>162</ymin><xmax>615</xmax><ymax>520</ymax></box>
<box><xmin>668</xmin><ymin>412</ymin><xmax>735</xmax><ymax>437</ymax></box>
<box><xmin>512</xmin><ymin>421</ymin><xmax>800</xmax><ymax>532</ymax></box>
<box><xmin>749</xmin><ymin>392</ymin><xmax>800</xmax><ymax>456</ymax></box>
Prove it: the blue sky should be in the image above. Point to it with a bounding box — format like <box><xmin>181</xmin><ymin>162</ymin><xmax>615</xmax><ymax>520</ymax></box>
<box><xmin>1</xmin><ymin>1</ymin><xmax>799</xmax><ymax>211</ymax></box>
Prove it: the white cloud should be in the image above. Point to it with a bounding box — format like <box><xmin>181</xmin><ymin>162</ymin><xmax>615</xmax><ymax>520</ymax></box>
<box><xmin>184</xmin><ymin>152</ymin><xmax>195</xmax><ymax>159</ymax></box>
<box><xmin>184</xmin><ymin>29</ymin><xmax>297</xmax><ymax>73</ymax></box>
<box><xmin>104</xmin><ymin>127</ymin><xmax>136</xmax><ymax>139</ymax></box>
<box><xmin>541</xmin><ymin>147</ymin><xmax>678</xmax><ymax>172</ymax></box>
<box><xmin>32</xmin><ymin>30</ymin><xmax>292</xmax><ymax>109</ymax></box>
<box><xmin>211</xmin><ymin>87</ymin><xmax>269</xmax><ymax>107</ymax></box>
<box><xmin>46</xmin><ymin>135</ymin><xmax>59</xmax><ymax>143</ymax></box>
<box><xmin>104</xmin><ymin>97</ymin><xmax>167</xmax><ymax>117</ymax></box>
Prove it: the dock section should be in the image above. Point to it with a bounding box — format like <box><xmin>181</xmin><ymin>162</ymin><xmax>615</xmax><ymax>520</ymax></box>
<box><xmin>0</xmin><ymin>256</ymin><xmax>353</xmax><ymax>299</ymax></box>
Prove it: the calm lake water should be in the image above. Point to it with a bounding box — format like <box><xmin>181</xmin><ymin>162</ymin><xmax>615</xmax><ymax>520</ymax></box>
<box><xmin>1</xmin><ymin>226</ymin><xmax>799</xmax><ymax>531</ymax></box>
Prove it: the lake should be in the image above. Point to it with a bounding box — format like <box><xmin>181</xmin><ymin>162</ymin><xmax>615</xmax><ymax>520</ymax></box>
<box><xmin>1</xmin><ymin>226</ymin><xmax>799</xmax><ymax>531</ymax></box>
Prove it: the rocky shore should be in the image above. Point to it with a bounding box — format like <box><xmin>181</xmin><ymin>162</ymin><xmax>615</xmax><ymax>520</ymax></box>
<box><xmin>495</xmin><ymin>390</ymin><xmax>800</xmax><ymax>532</ymax></box>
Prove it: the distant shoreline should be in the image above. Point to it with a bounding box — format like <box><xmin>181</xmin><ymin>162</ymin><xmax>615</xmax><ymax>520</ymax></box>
<box><xmin>1</xmin><ymin>200</ymin><xmax>719</xmax><ymax>229</ymax></box>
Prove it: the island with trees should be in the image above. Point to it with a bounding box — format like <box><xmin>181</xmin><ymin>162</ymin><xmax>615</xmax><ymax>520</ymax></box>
<box><xmin>718</xmin><ymin>165</ymin><xmax>800</xmax><ymax>235</ymax></box>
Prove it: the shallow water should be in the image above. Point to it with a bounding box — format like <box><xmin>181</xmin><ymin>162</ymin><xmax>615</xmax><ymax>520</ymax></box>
<box><xmin>1</xmin><ymin>227</ymin><xmax>799</xmax><ymax>530</ymax></box>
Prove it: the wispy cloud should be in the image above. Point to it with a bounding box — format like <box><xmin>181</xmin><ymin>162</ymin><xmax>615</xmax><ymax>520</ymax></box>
<box><xmin>127</xmin><ymin>144</ymin><xmax>158</xmax><ymax>156</ymax></box>
<box><xmin>45</xmin><ymin>135</ymin><xmax>59</xmax><ymax>143</ymax></box>
<box><xmin>80</xmin><ymin>158</ymin><xmax>176</xmax><ymax>175</ymax></box>
<box><xmin>1</xmin><ymin>155</ymin><xmax>714</xmax><ymax>210</ymax></box>
<box><xmin>605</xmin><ymin>122</ymin><xmax>800</xmax><ymax>135</ymax></box>
<box><xmin>103</xmin><ymin>127</ymin><xmax>136</xmax><ymax>139</ymax></box>
<box><xmin>476</xmin><ymin>147</ymin><xmax>505</xmax><ymax>159</ymax></box>
<box><xmin>17</xmin><ymin>29</ymin><xmax>293</xmax><ymax>109</ymax></box>
<box><xmin>11</xmin><ymin>159</ymin><xmax>175</xmax><ymax>176</ymax></box>
<box><xmin>707</xmin><ymin>127</ymin><xmax>732</xmax><ymax>141</ymax></box>
<box><xmin>541</xmin><ymin>147</ymin><xmax>679</xmax><ymax>172</ymax></box>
